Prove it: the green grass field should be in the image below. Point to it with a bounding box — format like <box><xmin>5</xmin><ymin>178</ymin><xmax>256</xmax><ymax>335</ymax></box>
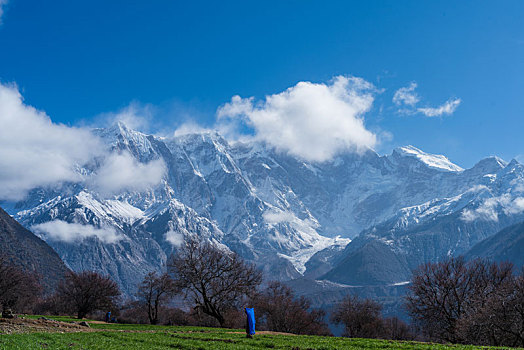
<box><xmin>0</xmin><ymin>316</ymin><xmax>519</xmax><ymax>350</ymax></box>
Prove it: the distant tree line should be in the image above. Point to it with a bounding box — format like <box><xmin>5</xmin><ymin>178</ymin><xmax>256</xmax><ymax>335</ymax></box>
<box><xmin>2</xmin><ymin>238</ymin><xmax>523</xmax><ymax>346</ymax></box>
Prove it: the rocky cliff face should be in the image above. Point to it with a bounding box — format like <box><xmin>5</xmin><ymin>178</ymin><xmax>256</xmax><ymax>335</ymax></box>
<box><xmin>466</xmin><ymin>220</ymin><xmax>524</xmax><ymax>267</ymax></box>
<box><xmin>7</xmin><ymin>122</ymin><xmax>524</xmax><ymax>296</ymax></box>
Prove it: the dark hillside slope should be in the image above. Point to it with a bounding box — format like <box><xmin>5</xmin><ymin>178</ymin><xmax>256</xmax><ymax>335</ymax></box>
<box><xmin>321</xmin><ymin>240</ymin><xmax>411</xmax><ymax>286</ymax></box>
<box><xmin>0</xmin><ymin>206</ymin><xmax>69</xmax><ymax>292</ymax></box>
<box><xmin>466</xmin><ymin>221</ymin><xmax>524</xmax><ymax>268</ymax></box>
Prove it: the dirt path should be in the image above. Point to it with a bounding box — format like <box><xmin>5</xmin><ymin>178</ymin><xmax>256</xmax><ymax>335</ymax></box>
<box><xmin>0</xmin><ymin>317</ymin><xmax>95</xmax><ymax>334</ymax></box>
<box><xmin>229</xmin><ymin>330</ymin><xmax>296</xmax><ymax>336</ymax></box>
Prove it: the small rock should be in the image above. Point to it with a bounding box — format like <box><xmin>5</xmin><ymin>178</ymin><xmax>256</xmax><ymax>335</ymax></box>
<box><xmin>79</xmin><ymin>321</ymin><xmax>90</xmax><ymax>327</ymax></box>
<box><xmin>39</xmin><ymin>316</ymin><xmax>49</xmax><ymax>321</ymax></box>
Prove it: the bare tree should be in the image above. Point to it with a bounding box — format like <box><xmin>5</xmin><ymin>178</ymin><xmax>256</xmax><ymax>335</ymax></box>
<box><xmin>331</xmin><ymin>294</ymin><xmax>385</xmax><ymax>339</ymax></box>
<box><xmin>382</xmin><ymin>316</ymin><xmax>414</xmax><ymax>341</ymax></box>
<box><xmin>168</xmin><ymin>237</ymin><xmax>262</xmax><ymax>327</ymax></box>
<box><xmin>460</xmin><ymin>267</ymin><xmax>524</xmax><ymax>347</ymax></box>
<box><xmin>253</xmin><ymin>281</ymin><xmax>330</xmax><ymax>335</ymax></box>
<box><xmin>137</xmin><ymin>271</ymin><xmax>179</xmax><ymax>325</ymax></box>
<box><xmin>56</xmin><ymin>271</ymin><xmax>120</xmax><ymax>319</ymax></box>
<box><xmin>405</xmin><ymin>257</ymin><xmax>514</xmax><ymax>344</ymax></box>
<box><xmin>0</xmin><ymin>256</ymin><xmax>41</xmax><ymax>315</ymax></box>
<box><xmin>494</xmin><ymin>268</ymin><xmax>524</xmax><ymax>347</ymax></box>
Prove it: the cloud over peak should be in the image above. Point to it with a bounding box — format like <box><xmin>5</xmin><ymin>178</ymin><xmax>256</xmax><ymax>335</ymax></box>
<box><xmin>0</xmin><ymin>83</ymin><xmax>104</xmax><ymax>200</ymax></box>
<box><xmin>0</xmin><ymin>82</ymin><xmax>166</xmax><ymax>201</ymax></box>
<box><xmin>461</xmin><ymin>194</ymin><xmax>524</xmax><ymax>222</ymax></box>
<box><xmin>217</xmin><ymin>76</ymin><xmax>378</xmax><ymax>162</ymax></box>
<box><xmin>90</xmin><ymin>152</ymin><xmax>166</xmax><ymax>195</ymax></box>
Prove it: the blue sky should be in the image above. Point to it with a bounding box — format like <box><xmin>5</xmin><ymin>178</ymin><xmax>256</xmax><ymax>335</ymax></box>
<box><xmin>1</xmin><ymin>0</ymin><xmax>523</xmax><ymax>168</ymax></box>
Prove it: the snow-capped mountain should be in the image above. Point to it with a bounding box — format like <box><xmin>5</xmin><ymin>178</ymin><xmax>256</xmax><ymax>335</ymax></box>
<box><xmin>323</xmin><ymin>156</ymin><xmax>524</xmax><ymax>286</ymax></box>
<box><xmin>7</xmin><ymin>122</ymin><xmax>524</xmax><ymax>295</ymax></box>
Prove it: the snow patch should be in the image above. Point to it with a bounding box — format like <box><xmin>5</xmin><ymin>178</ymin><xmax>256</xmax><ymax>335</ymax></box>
<box><xmin>314</xmin><ymin>280</ymin><xmax>355</xmax><ymax>288</ymax></box>
<box><xmin>390</xmin><ymin>281</ymin><xmax>410</xmax><ymax>286</ymax></box>
<box><xmin>76</xmin><ymin>192</ymin><xmax>144</xmax><ymax>225</ymax></box>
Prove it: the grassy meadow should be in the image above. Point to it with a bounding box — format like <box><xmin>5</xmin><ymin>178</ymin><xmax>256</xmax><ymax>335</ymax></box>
<box><xmin>0</xmin><ymin>315</ymin><xmax>520</xmax><ymax>350</ymax></box>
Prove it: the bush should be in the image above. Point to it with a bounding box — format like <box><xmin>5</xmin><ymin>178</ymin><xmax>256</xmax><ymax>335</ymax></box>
<box><xmin>0</xmin><ymin>256</ymin><xmax>42</xmax><ymax>315</ymax></box>
<box><xmin>332</xmin><ymin>294</ymin><xmax>412</xmax><ymax>340</ymax></box>
<box><xmin>253</xmin><ymin>281</ymin><xmax>331</xmax><ymax>335</ymax></box>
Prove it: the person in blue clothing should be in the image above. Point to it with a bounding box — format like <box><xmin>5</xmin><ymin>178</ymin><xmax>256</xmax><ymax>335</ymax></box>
<box><xmin>105</xmin><ymin>311</ymin><xmax>111</xmax><ymax>323</ymax></box>
<box><xmin>245</xmin><ymin>308</ymin><xmax>255</xmax><ymax>338</ymax></box>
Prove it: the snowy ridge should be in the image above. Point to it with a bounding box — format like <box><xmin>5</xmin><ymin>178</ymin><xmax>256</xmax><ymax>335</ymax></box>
<box><xmin>393</xmin><ymin>145</ymin><xmax>464</xmax><ymax>172</ymax></box>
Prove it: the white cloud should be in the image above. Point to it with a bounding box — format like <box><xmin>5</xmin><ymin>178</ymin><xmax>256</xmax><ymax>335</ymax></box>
<box><xmin>504</xmin><ymin>197</ymin><xmax>524</xmax><ymax>215</ymax></box>
<box><xmin>0</xmin><ymin>83</ymin><xmax>167</xmax><ymax>200</ymax></box>
<box><xmin>165</xmin><ymin>230</ymin><xmax>184</xmax><ymax>247</ymax></box>
<box><xmin>0</xmin><ymin>0</ymin><xmax>8</xmax><ymax>25</ymax></box>
<box><xmin>217</xmin><ymin>76</ymin><xmax>378</xmax><ymax>162</ymax></box>
<box><xmin>461</xmin><ymin>194</ymin><xmax>524</xmax><ymax>222</ymax></box>
<box><xmin>32</xmin><ymin>220</ymin><xmax>123</xmax><ymax>244</ymax></box>
<box><xmin>90</xmin><ymin>152</ymin><xmax>166</xmax><ymax>195</ymax></box>
<box><xmin>393</xmin><ymin>82</ymin><xmax>461</xmax><ymax>117</ymax></box>
<box><xmin>393</xmin><ymin>82</ymin><xmax>419</xmax><ymax>106</ymax></box>
<box><xmin>417</xmin><ymin>98</ymin><xmax>462</xmax><ymax>117</ymax></box>
<box><xmin>0</xmin><ymin>83</ymin><xmax>104</xmax><ymax>200</ymax></box>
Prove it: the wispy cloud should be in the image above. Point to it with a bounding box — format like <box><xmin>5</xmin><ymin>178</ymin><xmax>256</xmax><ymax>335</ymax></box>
<box><xmin>215</xmin><ymin>76</ymin><xmax>378</xmax><ymax>162</ymax></box>
<box><xmin>92</xmin><ymin>102</ymin><xmax>155</xmax><ymax>133</ymax></box>
<box><xmin>0</xmin><ymin>0</ymin><xmax>8</xmax><ymax>25</ymax></box>
<box><xmin>32</xmin><ymin>220</ymin><xmax>123</xmax><ymax>244</ymax></box>
<box><xmin>392</xmin><ymin>82</ymin><xmax>461</xmax><ymax>117</ymax></box>
<box><xmin>165</xmin><ymin>230</ymin><xmax>184</xmax><ymax>247</ymax></box>
<box><xmin>393</xmin><ymin>82</ymin><xmax>419</xmax><ymax>106</ymax></box>
<box><xmin>461</xmin><ymin>194</ymin><xmax>524</xmax><ymax>222</ymax></box>
<box><xmin>173</xmin><ymin>121</ymin><xmax>214</xmax><ymax>137</ymax></box>
<box><xmin>417</xmin><ymin>98</ymin><xmax>462</xmax><ymax>117</ymax></box>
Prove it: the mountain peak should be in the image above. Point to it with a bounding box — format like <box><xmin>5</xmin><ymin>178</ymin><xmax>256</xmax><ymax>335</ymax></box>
<box><xmin>173</xmin><ymin>130</ymin><xmax>230</xmax><ymax>151</ymax></box>
<box><xmin>93</xmin><ymin>121</ymin><xmax>149</xmax><ymax>143</ymax></box>
<box><xmin>471</xmin><ymin>156</ymin><xmax>507</xmax><ymax>174</ymax></box>
<box><xmin>105</xmin><ymin>121</ymin><xmax>138</xmax><ymax>136</ymax></box>
<box><xmin>392</xmin><ymin>145</ymin><xmax>464</xmax><ymax>172</ymax></box>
